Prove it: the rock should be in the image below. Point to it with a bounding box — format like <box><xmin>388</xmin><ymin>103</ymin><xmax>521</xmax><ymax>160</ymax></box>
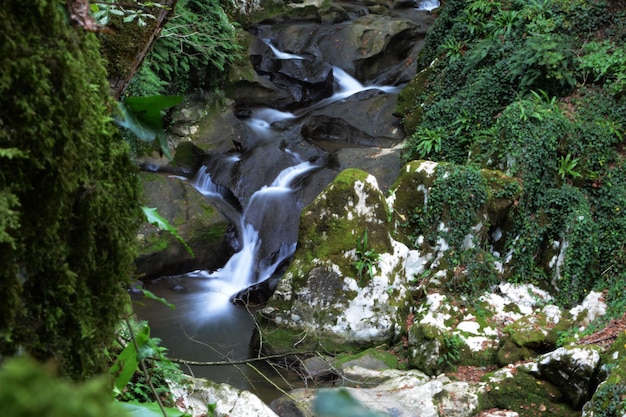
<box><xmin>536</xmin><ymin>346</ymin><xmax>602</xmax><ymax>408</ymax></box>
<box><xmin>334</xmin><ymin>348</ymin><xmax>400</xmax><ymax>373</ymax></box>
<box><xmin>135</xmin><ymin>172</ymin><xmax>232</xmax><ymax>280</ymax></box>
<box><xmin>300</xmin><ymin>355</ymin><xmax>338</xmax><ymax>381</ymax></box>
<box><xmin>273</xmin><ymin>369</ymin><xmax>483</xmax><ymax>417</ymax></box>
<box><xmin>482</xmin><ymin>365</ymin><xmax>579</xmax><ymax>417</ymax></box>
<box><xmin>257</xmin><ymin>169</ymin><xmax>413</xmax><ymax>354</ymax></box>
<box><xmin>569</xmin><ymin>291</ymin><xmax>607</xmax><ymax>327</ymax></box>
<box><xmin>170</xmin><ymin>375</ymin><xmax>279</xmax><ymax>417</ymax></box>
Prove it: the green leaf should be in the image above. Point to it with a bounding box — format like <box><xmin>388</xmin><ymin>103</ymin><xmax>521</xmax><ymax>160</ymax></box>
<box><xmin>110</xmin><ymin>341</ymin><xmax>139</xmax><ymax>395</ymax></box>
<box><xmin>142</xmin><ymin>206</ymin><xmax>195</xmax><ymax>258</ymax></box>
<box><xmin>119</xmin><ymin>400</ymin><xmax>190</xmax><ymax>417</ymax></box>
<box><xmin>115</xmin><ymin>95</ymin><xmax>182</xmax><ymax>160</ymax></box>
<box><xmin>314</xmin><ymin>389</ymin><xmax>389</xmax><ymax>417</ymax></box>
<box><xmin>141</xmin><ymin>289</ymin><xmax>175</xmax><ymax>310</ymax></box>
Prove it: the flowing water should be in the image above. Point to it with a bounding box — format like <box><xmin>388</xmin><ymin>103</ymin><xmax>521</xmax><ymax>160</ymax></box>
<box><xmin>136</xmin><ymin>37</ymin><xmax>404</xmax><ymax>404</ymax></box>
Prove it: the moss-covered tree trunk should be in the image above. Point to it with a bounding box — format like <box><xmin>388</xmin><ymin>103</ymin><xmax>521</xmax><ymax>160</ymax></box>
<box><xmin>0</xmin><ymin>1</ymin><xmax>142</xmax><ymax>379</ymax></box>
<box><xmin>101</xmin><ymin>0</ymin><xmax>179</xmax><ymax>98</ymax></box>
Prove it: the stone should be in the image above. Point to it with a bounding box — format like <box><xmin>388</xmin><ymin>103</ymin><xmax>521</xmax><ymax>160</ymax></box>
<box><xmin>257</xmin><ymin>169</ymin><xmax>413</xmax><ymax>354</ymax></box>
<box><xmin>170</xmin><ymin>375</ymin><xmax>279</xmax><ymax>417</ymax></box>
<box><xmin>536</xmin><ymin>346</ymin><xmax>602</xmax><ymax>408</ymax></box>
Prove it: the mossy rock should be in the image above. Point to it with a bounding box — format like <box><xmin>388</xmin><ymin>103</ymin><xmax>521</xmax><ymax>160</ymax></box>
<box><xmin>583</xmin><ymin>355</ymin><xmax>626</xmax><ymax>417</ymax></box>
<box><xmin>407</xmin><ymin>324</ymin><xmax>445</xmax><ymax>375</ymax></box>
<box><xmin>0</xmin><ymin>2</ymin><xmax>142</xmax><ymax>378</ymax></box>
<box><xmin>482</xmin><ymin>370</ymin><xmax>579</xmax><ymax>417</ymax></box>
<box><xmin>296</xmin><ymin>168</ymin><xmax>392</xmax><ymax>282</ymax></box>
<box><xmin>396</xmin><ymin>67</ymin><xmax>433</xmax><ymax>133</ymax></box>
<box><xmin>334</xmin><ymin>347</ymin><xmax>401</xmax><ymax>371</ymax></box>
<box><xmin>497</xmin><ymin>336</ymin><xmax>536</xmax><ymax>366</ymax></box>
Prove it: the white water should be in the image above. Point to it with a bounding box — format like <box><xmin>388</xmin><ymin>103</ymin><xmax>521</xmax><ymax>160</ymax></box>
<box><xmin>264</xmin><ymin>39</ymin><xmax>306</xmax><ymax>60</ymax></box>
<box><xmin>189</xmin><ymin>157</ymin><xmax>318</xmax><ymax>304</ymax></box>
<box><xmin>245</xmin><ymin>61</ymin><xmax>401</xmax><ymax>138</ymax></box>
<box><xmin>417</xmin><ymin>0</ymin><xmax>439</xmax><ymax>11</ymax></box>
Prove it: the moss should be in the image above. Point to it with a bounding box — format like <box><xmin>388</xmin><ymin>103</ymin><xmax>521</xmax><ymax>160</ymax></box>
<box><xmin>585</xmin><ymin>355</ymin><xmax>626</xmax><ymax>417</ymax></box>
<box><xmin>497</xmin><ymin>337</ymin><xmax>535</xmax><ymax>366</ymax></box>
<box><xmin>482</xmin><ymin>371</ymin><xmax>579</xmax><ymax>417</ymax></box>
<box><xmin>396</xmin><ymin>67</ymin><xmax>433</xmax><ymax>133</ymax></box>
<box><xmin>334</xmin><ymin>347</ymin><xmax>400</xmax><ymax>369</ymax></box>
<box><xmin>294</xmin><ymin>169</ymin><xmax>392</xmax><ymax>281</ymax></box>
<box><xmin>0</xmin><ymin>3</ymin><xmax>141</xmax><ymax>379</ymax></box>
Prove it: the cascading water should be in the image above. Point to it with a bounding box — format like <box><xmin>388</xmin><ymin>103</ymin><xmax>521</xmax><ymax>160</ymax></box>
<box><xmin>417</xmin><ymin>0</ymin><xmax>440</xmax><ymax>11</ymax></box>
<box><xmin>188</xmin><ymin>157</ymin><xmax>318</xmax><ymax>300</ymax></box>
<box><xmin>136</xmin><ymin>37</ymin><xmax>407</xmax><ymax>402</ymax></box>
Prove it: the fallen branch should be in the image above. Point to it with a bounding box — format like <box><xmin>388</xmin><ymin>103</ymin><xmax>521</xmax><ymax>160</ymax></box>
<box><xmin>167</xmin><ymin>352</ymin><xmax>315</xmax><ymax>367</ymax></box>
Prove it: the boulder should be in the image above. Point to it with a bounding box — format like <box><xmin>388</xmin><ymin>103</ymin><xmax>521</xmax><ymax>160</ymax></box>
<box><xmin>272</xmin><ymin>368</ymin><xmax>484</xmax><ymax>417</ymax></box>
<box><xmin>170</xmin><ymin>375</ymin><xmax>279</xmax><ymax>417</ymax></box>
<box><xmin>135</xmin><ymin>171</ymin><xmax>232</xmax><ymax>280</ymax></box>
<box><xmin>536</xmin><ymin>346</ymin><xmax>602</xmax><ymax>408</ymax></box>
<box><xmin>256</xmin><ymin>169</ymin><xmax>414</xmax><ymax>354</ymax></box>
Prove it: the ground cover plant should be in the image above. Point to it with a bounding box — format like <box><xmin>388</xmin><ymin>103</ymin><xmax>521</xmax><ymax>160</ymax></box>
<box><xmin>400</xmin><ymin>0</ymin><xmax>626</xmax><ymax>312</ymax></box>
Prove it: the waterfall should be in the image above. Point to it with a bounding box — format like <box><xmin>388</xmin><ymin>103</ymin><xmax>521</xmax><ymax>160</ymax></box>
<box><xmin>417</xmin><ymin>0</ymin><xmax>439</xmax><ymax>11</ymax></box>
<box><xmin>189</xmin><ymin>158</ymin><xmax>318</xmax><ymax>298</ymax></box>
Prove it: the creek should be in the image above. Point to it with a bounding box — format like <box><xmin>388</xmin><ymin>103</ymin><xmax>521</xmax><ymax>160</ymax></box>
<box><xmin>136</xmin><ymin>0</ymin><xmax>439</xmax><ymax>405</ymax></box>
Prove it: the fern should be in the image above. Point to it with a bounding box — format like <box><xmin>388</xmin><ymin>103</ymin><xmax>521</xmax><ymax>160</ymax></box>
<box><xmin>128</xmin><ymin>0</ymin><xmax>242</xmax><ymax>96</ymax></box>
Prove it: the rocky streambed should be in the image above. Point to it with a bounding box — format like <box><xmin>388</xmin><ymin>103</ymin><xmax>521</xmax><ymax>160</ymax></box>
<box><xmin>134</xmin><ymin>1</ymin><xmax>626</xmax><ymax>417</ymax></box>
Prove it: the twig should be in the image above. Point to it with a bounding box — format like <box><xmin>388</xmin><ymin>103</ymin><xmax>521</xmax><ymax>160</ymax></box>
<box><xmin>167</xmin><ymin>352</ymin><xmax>313</xmax><ymax>367</ymax></box>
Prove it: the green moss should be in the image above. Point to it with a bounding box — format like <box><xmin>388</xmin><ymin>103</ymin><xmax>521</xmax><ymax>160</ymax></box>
<box><xmin>294</xmin><ymin>169</ymin><xmax>392</xmax><ymax>281</ymax></box>
<box><xmin>0</xmin><ymin>3</ymin><xmax>141</xmax><ymax>379</ymax></box>
<box><xmin>497</xmin><ymin>337</ymin><xmax>535</xmax><ymax>366</ymax></box>
<box><xmin>396</xmin><ymin>68</ymin><xmax>433</xmax><ymax>133</ymax></box>
<box><xmin>482</xmin><ymin>371</ymin><xmax>578</xmax><ymax>417</ymax></box>
<box><xmin>334</xmin><ymin>348</ymin><xmax>400</xmax><ymax>370</ymax></box>
<box><xmin>585</xmin><ymin>355</ymin><xmax>626</xmax><ymax>417</ymax></box>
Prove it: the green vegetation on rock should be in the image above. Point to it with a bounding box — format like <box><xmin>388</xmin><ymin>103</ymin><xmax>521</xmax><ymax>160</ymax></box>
<box><xmin>0</xmin><ymin>1</ymin><xmax>142</xmax><ymax>379</ymax></box>
<box><xmin>400</xmin><ymin>0</ymin><xmax>626</xmax><ymax>311</ymax></box>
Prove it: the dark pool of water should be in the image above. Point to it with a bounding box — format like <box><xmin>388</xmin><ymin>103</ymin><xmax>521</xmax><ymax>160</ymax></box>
<box><xmin>133</xmin><ymin>275</ymin><xmax>310</xmax><ymax>404</ymax></box>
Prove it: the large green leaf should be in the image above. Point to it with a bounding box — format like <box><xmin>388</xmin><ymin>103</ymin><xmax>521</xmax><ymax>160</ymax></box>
<box><xmin>110</xmin><ymin>326</ymin><xmax>151</xmax><ymax>395</ymax></box>
<box><xmin>314</xmin><ymin>389</ymin><xmax>390</xmax><ymax>417</ymax></box>
<box><xmin>115</xmin><ymin>95</ymin><xmax>182</xmax><ymax>160</ymax></box>
<box><xmin>142</xmin><ymin>206</ymin><xmax>195</xmax><ymax>258</ymax></box>
<box><xmin>119</xmin><ymin>400</ymin><xmax>190</xmax><ymax>417</ymax></box>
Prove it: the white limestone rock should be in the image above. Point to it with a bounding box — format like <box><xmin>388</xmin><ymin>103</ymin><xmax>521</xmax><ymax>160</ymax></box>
<box><xmin>170</xmin><ymin>376</ymin><xmax>279</xmax><ymax>417</ymax></box>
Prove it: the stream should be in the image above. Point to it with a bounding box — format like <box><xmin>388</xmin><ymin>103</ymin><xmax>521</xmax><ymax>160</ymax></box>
<box><xmin>135</xmin><ymin>0</ymin><xmax>439</xmax><ymax>405</ymax></box>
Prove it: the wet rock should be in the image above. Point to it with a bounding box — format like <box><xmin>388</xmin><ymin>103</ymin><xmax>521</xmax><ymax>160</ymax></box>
<box><xmin>135</xmin><ymin>172</ymin><xmax>232</xmax><ymax>280</ymax></box>
<box><xmin>170</xmin><ymin>375</ymin><xmax>279</xmax><ymax>417</ymax></box>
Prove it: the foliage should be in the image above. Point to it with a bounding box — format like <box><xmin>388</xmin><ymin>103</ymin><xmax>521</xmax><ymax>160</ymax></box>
<box><xmin>0</xmin><ymin>357</ymin><xmax>130</xmax><ymax>417</ymax></box>
<box><xmin>314</xmin><ymin>389</ymin><xmax>388</xmax><ymax>417</ymax></box>
<box><xmin>0</xmin><ymin>1</ymin><xmax>142</xmax><ymax>379</ymax></box>
<box><xmin>579</xmin><ymin>40</ymin><xmax>626</xmax><ymax>95</ymax></box>
<box><xmin>437</xmin><ymin>333</ymin><xmax>462</xmax><ymax>370</ymax></box>
<box><xmin>585</xmin><ymin>380</ymin><xmax>626</xmax><ymax>417</ymax></box>
<box><xmin>401</xmin><ymin>0</ymin><xmax>626</xmax><ymax>309</ymax></box>
<box><xmin>90</xmin><ymin>0</ymin><xmax>169</xmax><ymax>27</ymax></box>
<box><xmin>352</xmin><ymin>230</ymin><xmax>380</xmax><ymax>286</ymax></box>
<box><xmin>127</xmin><ymin>0</ymin><xmax>242</xmax><ymax>96</ymax></box>
<box><xmin>115</xmin><ymin>95</ymin><xmax>183</xmax><ymax>159</ymax></box>
<box><xmin>112</xmin><ymin>320</ymin><xmax>183</xmax><ymax>407</ymax></box>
